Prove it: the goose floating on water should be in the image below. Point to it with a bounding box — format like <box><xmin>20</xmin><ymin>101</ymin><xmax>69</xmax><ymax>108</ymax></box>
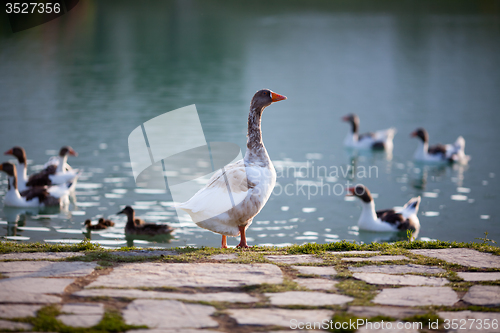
<box><xmin>178</xmin><ymin>89</ymin><xmax>286</xmax><ymax>248</ymax></box>
<box><xmin>26</xmin><ymin>146</ymin><xmax>80</xmax><ymax>188</ymax></box>
<box><xmin>411</xmin><ymin>128</ymin><xmax>470</xmax><ymax>164</ymax></box>
<box><xmin>347</xmin><ymin>184</ymin><xmax>421</xmax><ymax>233</ymax></box>
<box><xmin>0</xmin><ymin>162</ymin><xmax>70</xmax><ymax>208</ymax></box>
<box><xmin>342</xmin><ymin>114</ymin><xmax>396</xmax><ymax>150</ymax></box>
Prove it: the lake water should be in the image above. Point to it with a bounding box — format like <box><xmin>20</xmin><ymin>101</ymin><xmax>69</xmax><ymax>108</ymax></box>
<box><xmin>0</xmin><ymin>0</ymin><xmax>499</xmax><ymax>248</ymax></box>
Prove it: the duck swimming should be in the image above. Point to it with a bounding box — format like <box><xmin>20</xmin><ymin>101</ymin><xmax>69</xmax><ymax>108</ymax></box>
<box><xmin>411</xmin><ymin>128</ymin><xmax>470</xmax><ymax>164</ymax></box>
<box><xmin>342</xmin><ymin>114</ymin><xmax>396</xmax><ymax>150</ymax></box>
<box><xmin>84</xmin><ymin>218</ymin><xmax>115</xmax><ymax>230</ymax></box>
<box><xmin>347</xmin><ymin>185</ymin><xmax>421</xmax><ymax>233</ymax></box>
<box><xmin>178</xmin><ymin>89</ymin><xmax>286</xmax><ymax>248</ymax></box>
<box><xmin>118</xmin><ymin>206</ymin><xmax>173</xmax><ymax>236</ymax></box>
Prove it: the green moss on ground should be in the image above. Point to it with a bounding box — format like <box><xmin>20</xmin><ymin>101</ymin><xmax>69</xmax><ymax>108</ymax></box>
<box><xmin>20</xmin><ymin>305</ymin><xmax>146</xmax><ymax>333</ymax></box>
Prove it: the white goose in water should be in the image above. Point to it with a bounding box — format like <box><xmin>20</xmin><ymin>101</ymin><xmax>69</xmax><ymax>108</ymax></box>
<box><xmin>5</xmin><ymin>146</ymin><xmax>79</xmax><ymax>192</ymax></box>
<box><xmin>0</xmin><ymin>162</ymin><xmax>70</xmax><ymax>208</ymax></box>
<box><xmin>342</xmin><ymin>114</ymin><xmax>396</xmax><ymax>150</ymax></box>
<box><xmin>347</xmin><ymin>185</ymin><xmax>421</xmax><ymax>233</ymax></box>
<box><xmin>411</xmin><ymin>128</ymin><xmax>470</xmax><ymax>164</ymax></box>
<box><xmin>179</xmin><ymin>89</ymin><xmax>287</xmax><ymax>248</ymax></box>
<box><xmin>25</xmin><ymin>146</ymin><xmax>79</xmax><ymax>188</ymax></box>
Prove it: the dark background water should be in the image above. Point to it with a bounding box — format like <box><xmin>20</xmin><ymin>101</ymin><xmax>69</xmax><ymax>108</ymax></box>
<box><xmin>0</xmin><ymin>0</ymin><xmax>499</xmax><ymax>248</ymax></box>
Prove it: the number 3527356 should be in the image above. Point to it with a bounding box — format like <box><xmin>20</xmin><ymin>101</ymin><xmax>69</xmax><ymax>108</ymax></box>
<box><xmin>6</xmin><ymin>3</ymin><xmax>61</xmax><ymax>14</ymax></box>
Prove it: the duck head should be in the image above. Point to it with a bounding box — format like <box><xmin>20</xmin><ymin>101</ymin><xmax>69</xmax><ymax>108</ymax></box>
<box><xmin>346</xmin><ymin>184</ymin><xmax>373</xmax><ymax>203</ymax></box>
<box><xmin>4</xmin><ymin>147</ymin><xmax>26</xmax><ymax>164</ymax></box>
<box><xmin>117</xmin><ymin>206</ymin><xmax>134</xmax><ymax>216</ymax></box>
<box><xmin>410</xmin><ymin>128</ymin><xmax>428</xmax><ymax>143</ymax></box>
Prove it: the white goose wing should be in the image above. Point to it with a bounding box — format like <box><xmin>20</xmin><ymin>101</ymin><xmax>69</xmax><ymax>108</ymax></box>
<box><xmin>179</xmin><ymin>160</ymin><xmax>251</xmax><ymax>223</ymax></box>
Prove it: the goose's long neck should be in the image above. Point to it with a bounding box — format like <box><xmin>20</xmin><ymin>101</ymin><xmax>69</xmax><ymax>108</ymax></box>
<box><xmin>7</xmin><ymin>175</ymin><xmax>20</xmax><ymax>196</ymax></box>
<box><xmin>414</xmin><ymin>140</ymin><xmax>428</xmax><ymax>159</ymax></box>
<box><xmin>359</xmin><ymin>200</ymin><xmax>377</xmax><ymax>226</ymax></box>
<box><xmin>350</xmin><ymin>120</ymin><xmax>358</xmax><ymax>134</ymax></box>
<box><xmin>16</xmin><ymin>163</ymin><xmax>27</xmax><ymax>191</ymax></box>
<box><xmin>57</xmin><ymin>156</ymin><xmax>67</xmax><ymax>173</ymax></box>
<box><xmin>244</xmin><ymin>106</ymin><xmax>269</xmax><ymax>164</ymax></box>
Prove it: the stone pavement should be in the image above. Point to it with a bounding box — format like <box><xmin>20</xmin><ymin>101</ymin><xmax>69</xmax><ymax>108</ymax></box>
<box><xmin>0</xmin><ymin>247</ymin><xmax>499</xmax><ymax>332</ymax></box>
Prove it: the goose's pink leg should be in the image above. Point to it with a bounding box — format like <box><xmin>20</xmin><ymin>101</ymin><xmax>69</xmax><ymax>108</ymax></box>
<box><xmin>221</xmin><ymin>235</ymin><xmax>228</xmax><ymax>249</ymax></box>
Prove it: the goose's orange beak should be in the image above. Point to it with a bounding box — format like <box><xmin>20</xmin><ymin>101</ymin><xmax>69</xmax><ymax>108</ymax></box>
<box><xmin>346</xmin><ymin>187</ymin><xmax>355</xmax><ymax>196</ymax></box>
<box><xmin>0</xmin><ymin>164</ymin><xmax>3</xmax><ymax>171</ymax></box>
<box><xmin>69</xmin><ymin>148</ymin><xmax>78</xmax><ymax>156</ymax></box>
<box><xmin>4</xmin><ymin>149</ymin><xmax>13</xmax><ymax>155</ymax></box>
<box><xmin>271</xmin><ymin>92</ymin><xmax>287</xmax><ymax>102</ymax></box>
<box><xmin>410</xmin><ymin>131</ymin><xmax>417</xmax><ymax>137</ymax></box>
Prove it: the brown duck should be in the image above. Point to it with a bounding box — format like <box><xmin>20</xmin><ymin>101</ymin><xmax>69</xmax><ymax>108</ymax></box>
<box><xmin>118</xmin><ymin>206</ymin><xmax>173</xmax><ymax>235</ymax></box>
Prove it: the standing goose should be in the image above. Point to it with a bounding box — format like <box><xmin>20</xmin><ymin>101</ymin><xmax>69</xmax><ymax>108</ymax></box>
<box><xmin>347</xmin><ymin>185</ymin><xmax>421</xmax><ymax>233</ymax></box>
<box><xmin>0</xmin><ymin>162</ymin><xmax>70</xmax><ymax>207</ymax></box>
<box><xmin>118</xmin><ymin>206</ymin><xmax>173</xmax><ymax>235</ymax></box>
<box><xmin>342</xmin><ymin>114</ymin><xmax>396</xmax><ymax>150</ymax></box>
<box><xmin>178</xmin><ymin>89</ymin><xmax>286</xmax><ymax>248</ymax></box>
<box><xmin>26</xmin><ymin>146</ymin><xmax>79</xmax><ymax>188</ymax></box>
<box><xmin>411</xmin><ymin>128</ymin><xmax>470</xmax><ymax>164</ymax></box>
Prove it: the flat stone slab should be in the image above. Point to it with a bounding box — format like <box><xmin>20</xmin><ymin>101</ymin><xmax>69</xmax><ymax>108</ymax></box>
<box><xmin>210</xmin><ymin>254</ymin><xmax>238</xmax><ymax>260</ymax></box>
<box><xmin>0</xmin><ymin>261</ymin><xmax>97</xmax><ymax>278</ymax></box>
<box><xmin>57</xmin><ymin>304</ymin><xmax>104</xmax><ymax>327</ymax></box>
<box><xmin>0</xmin><ymin>252</ymin><xmax>85</xmax><ymax>260</ymax></box>
<box><xmin>60</xmin><ymin>303</ymin><xmax>104</xmax><ymax>315</ymax></box>
<box><xmin>123</xmin><ymin>299</ymin><xmax>218</xmax><ymax>329</ymax></box>
<box><xmin>265</xmin><ymin>255</ymin><xmax>323</xmax><ymax>264</ymax></box>
<box><xmin>353</xmin><ymin>273</ymin><xmax>449</xmax><ymax>286</ymax></box>
<box><xmin>58</xmin><ymin>314</ymin><xmax>103</xmax><ymax>328</ymax></box>
<box><xmin>342</xmin><ymin>255</ymin><xmax>409</xmax><ymax>262</ymax></box>
<box><xmin>74</xmin><ymin>289</ymin><xmax>258</xmax><ymax>303</ymax></box>
<box><xmin>410</xmin><ymin>248</ymin><xmax>500</xmax><ymax>268</ymax></box>
<box><xmin>357</xmin><ymin>322</ymin><xmax>419</xmax><ymax>333</ymax></box>
<box><xmin>227</xmin><ymin>308</ymin><xmax>333</xmax><ymax>327</ymax></box>
<box><xmin>0</xmin><ymin>277</ymin><xmax>74</xmax><ymax>294</ymax></box>
<box><xmin>463</xmin><ymin>285</ymin><xmax>500</xmax><ymax>306</ymax></box>
<box><xmin>293</xmin><ymin>278</ymin><xmax>337</xmax><ymax>290</ymax></box>
<box><xmin>328</xmin><ymin>251</ymin><xmax>381</xmax><ymax>255</ymax></box>
<box><xmin>291</xmin><ymin>265</ymin><xmax>337</xmax><ymax>277</ymax></box>
<box><xmin>349</xmin><ymin>264</ymin><xmax>445</xmax><ymax>274</ymax></box>
<box><xmin>111</xmin><ymin>250</ymin><xmax>178</xmax><ymax>257</ymax></box>
<box><xmin>265</xmin><ymin>291</ymin><xmax>353</xmax><ymax>306</ymax></box>
<box><xmin>457</xmin><ymin>272</ymin><xmax>500</xmax><ymax>281</ymax></box>
<box><xmin>373</xmin><ymin>287</ymin><xmax>459</xmax><ymax>306</ymax></box>
<box><xmin>0</xmin><ymin>319</ymin><xmax>33</xmax><ymax>331</ymax></box>
<box><xmin>348</xmin><ymin>306</ymin><xmax>424</xmax><ymax>319</ymax></box>
<box><xmin>88</xmin><ymin>263</ymin><xmax>282</xmax><ymax>288</ymax></box>
<box><xmin>438</xmin><ymin>311</ymin><xmax>500</xmax><ymax>333</ymax></box>
<box><xmin>0</xmin><ymin>291</ymin><xmax>61</xmax><ymax>303</ymax></box>
<box><xmin>0</xmin><ymin>304</ymin><xmax>42</xmax><ymax>318</ymax></box>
